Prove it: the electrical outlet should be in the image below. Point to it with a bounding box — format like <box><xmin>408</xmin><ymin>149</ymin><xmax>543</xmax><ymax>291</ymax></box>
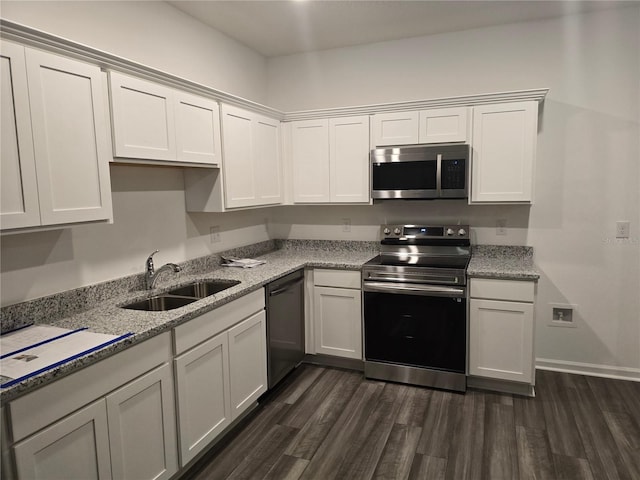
<box><xmin>210</xmin><ymin>225</ymin><xmax>221</xmax><ymax>243</ymax></box>
<box><xmin>342</xmin><ymin>218</ymin><xmax>351</xmax><ymax>233</ymax></box>
<box><xmin>549</xmin><ymin>303</ymin><xmax>578</xmax><ymax>328</ymax></box>
<box><xmin>496</xmin><ymin>219</ymin><xmax>507</xmax><ymax>236</ymax></box>
<box><xmin>616</xmin><ymin>221</ymin><xmax>630</xmax><ymax>238</ymax></box>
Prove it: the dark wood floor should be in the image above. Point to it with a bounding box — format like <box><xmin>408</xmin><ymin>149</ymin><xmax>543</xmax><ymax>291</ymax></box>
<box><xmin>184</xmin><ymin>365</ymin><xmax>640</xmax><ymax>480</ymax></box>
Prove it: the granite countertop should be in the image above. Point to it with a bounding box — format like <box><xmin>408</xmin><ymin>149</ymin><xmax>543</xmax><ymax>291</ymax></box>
<box><xmin>1</xmin><ymin>240</ymin><xmax>538</xmax><ymax>403</ymax></box>
<box><xmin>0</xmin><ymin>241</ymin><xmax>377</xmax><ymax>403</ymax></box>
<box><xmin>467</xmin><ymin>245</ymin><xmax>540</xmax><ymax>280</ymax></box>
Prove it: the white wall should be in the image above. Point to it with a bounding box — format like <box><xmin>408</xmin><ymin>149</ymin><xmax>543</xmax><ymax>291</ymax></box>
<box><xmin>0</xmin><ymin>0</ymin><xmax>268</xmax><ymax>103</ymax></box>
<box><xmin>268</xmin><ymin>6</ymin><xmax>640</xmax><ymax>376</ymax></box>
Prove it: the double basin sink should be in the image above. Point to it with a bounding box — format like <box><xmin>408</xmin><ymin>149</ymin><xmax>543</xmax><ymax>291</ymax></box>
<box><xmin>121</xmin><ymin>280</ymin><xmax>240</xmax><ymax>311</ymax></box>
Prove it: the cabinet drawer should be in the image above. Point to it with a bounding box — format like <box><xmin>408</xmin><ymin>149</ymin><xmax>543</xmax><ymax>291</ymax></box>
<box><xmin>314</xmin><ymin>269</ymin><xmax>361</xmax><ymax>289</ymax></box>
<box><xmin>470</xmin><ymin>278</ymin><xmax>535</xmax><ymax>303</ymax></box>
<box><xmin>173</xmin><ymin>289</ymin><xmax>265</xmax><ymax>355</ymax></box>
<box><xmin>10</xmin><ymin>332</ymin><xmax>172</xmax><ymax>442</ymax></box>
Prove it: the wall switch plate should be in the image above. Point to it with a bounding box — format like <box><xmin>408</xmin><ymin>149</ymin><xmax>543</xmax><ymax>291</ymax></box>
<box><xmin>342</xmin><ymin>218</ymin><xmax>351</xmax><ymax>233</ymax></box>
<box><xmin>496</xmin><ymin>219</ymin><xmax>507</xmax><ymax>236</ymax></box>
<box><xmin>210</xmin><ymin>225</ymin><xmax>221</xmax><ymax>243</ymax></box>
<box><xmin>616</xmin><ymin>221</ymin><xmax>630</xmax><ymax>238</ymax></box>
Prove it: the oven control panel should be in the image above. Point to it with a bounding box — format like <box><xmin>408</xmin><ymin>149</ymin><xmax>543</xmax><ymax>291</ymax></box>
<box><xmin>382</xmin><ymin>224</ymin><xmax>469</xmax><ymax>239</ymax></box>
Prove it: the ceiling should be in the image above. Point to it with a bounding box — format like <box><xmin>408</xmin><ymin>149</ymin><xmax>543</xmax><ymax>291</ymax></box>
<box><xmin>167</xmin><ymin>0</ymin><xmax>630</xmax><ymax>57</ymax></box>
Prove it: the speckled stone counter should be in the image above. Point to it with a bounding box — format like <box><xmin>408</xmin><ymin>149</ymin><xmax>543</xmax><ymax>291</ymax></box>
<box><xmin>467</xmin><ymin>245</ymin><xmax>540</xmax><ymax>280</ymax></box>
<box><xmin>1</xmin><ymin>240</ymin><xmax>378</xmax><ymax>404</ymax></box>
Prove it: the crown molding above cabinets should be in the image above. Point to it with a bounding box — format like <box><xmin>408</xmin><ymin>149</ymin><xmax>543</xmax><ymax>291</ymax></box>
<box><xmin>1</xmin><ymin>19</ymin><xmax>548</xmax><ymax>124</ymax></box>
<box><xmin>0</xmin><ymin>19</ymin><xmax>284</xmax><ymax>120</ymax></box>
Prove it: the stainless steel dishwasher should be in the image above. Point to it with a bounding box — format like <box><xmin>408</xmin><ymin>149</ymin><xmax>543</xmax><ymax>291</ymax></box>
<box><xmin>265</xmin><ymin>269</ymin><xmax>305</xmax><ymax>389</ymax></box>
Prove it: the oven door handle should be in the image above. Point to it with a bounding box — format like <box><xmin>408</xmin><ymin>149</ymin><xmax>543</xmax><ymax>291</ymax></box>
<box><xmin>363</xmin><ymin>281</ymin><xmax>466</xmax><ymax>298</ymax></box>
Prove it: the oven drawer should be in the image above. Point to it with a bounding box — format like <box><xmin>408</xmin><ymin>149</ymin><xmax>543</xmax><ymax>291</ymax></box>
<box><xmin>470</xmin><ymin>278</ymin><xmax>535</xmax><ymax>303</ymax></box>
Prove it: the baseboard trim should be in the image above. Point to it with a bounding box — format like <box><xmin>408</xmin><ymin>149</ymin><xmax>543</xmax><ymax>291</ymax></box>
<box><xmin>303</xmin><ymin>353</ymin><xmax>364</xmax><ymax>372</ymax></box>
<box><xmin>536</xmin><ymin>358</ymin><xmax>640</xmax><ymax>382</ymax></box>
<box><xmin>467</xmin><ymin>376</ymin><xmax>535</xmax><ymax>397</ymax></box>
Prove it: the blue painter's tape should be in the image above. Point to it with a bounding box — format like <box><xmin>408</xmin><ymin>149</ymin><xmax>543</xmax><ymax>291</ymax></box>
<box><xmin>1</xmin><ymin>332</ymin><xmax>133</xmax><ymax>388</ymax></box>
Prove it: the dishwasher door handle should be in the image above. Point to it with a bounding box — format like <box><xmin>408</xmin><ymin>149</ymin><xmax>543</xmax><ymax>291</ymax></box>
<box><xmin>269</xmin><ymin>277</ymin><xmax>304</xmax><ymax>296</ymax></box>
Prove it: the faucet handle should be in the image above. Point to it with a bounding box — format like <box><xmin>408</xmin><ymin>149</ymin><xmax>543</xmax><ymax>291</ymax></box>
<box><xmin>146</xmin><ymin>250</ymin><xmax>159</xmax><ymax>271</ymax></box>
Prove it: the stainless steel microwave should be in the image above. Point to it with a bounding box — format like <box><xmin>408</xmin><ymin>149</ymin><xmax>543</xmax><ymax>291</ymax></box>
<box><xmin>371</xmin><ymin>143</ymin><xmax>469</xmax><ymax>200</ymax></box>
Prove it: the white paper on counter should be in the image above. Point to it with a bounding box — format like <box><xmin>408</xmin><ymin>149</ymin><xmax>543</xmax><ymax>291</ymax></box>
<box><xmin>0</xmin><ymin>328</ymin><xmax>121</xmax><ymax>382</ymax></box>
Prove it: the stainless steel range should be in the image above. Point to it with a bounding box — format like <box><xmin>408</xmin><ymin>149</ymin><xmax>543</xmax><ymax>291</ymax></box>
<box><xmin>362</xmin><ymin>224</ymin><xmax>471</xmax><ymax>392</ymax></box>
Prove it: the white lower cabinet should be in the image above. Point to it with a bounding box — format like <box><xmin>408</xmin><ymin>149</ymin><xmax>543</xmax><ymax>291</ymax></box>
<box><xmin>228</xmin><ymin>311</ymin><xmax>268</xmax><ymax>418</ymax></box>
<box><xmin>13</xmin><ymin>400</ymin><xmax>112</xmax><ymax>480</ymax></box>
<box><xmin>312</xmin><ymin>269</ymin><xmax>362</xmax><ymax>360</ymax></box>
<box><xmin>174</xmin><ymin>331</ymin><xmax>231</xmax><ymax>466</ymax></box>
<box><xmin>173</xmin><ymin>289</ymin><xmax>267</xmax><ymax>467</ymax></box>
<box><xmin>469</xmin><ymin>278</ymin><xmax>536</xmax><ymax>389</ymax></box>
<box><xmin>10</xmin><ymin>333</ymin><xmax>177</xmax><ymax>480</ymax></box>
<box><xmin>106</xmin><ymin>365</ymin><xmax>178</xmax><ymax>480</ymax></box>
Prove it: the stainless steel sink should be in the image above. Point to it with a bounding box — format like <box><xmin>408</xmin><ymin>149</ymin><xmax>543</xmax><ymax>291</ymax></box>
<box><xmin>166</xmin><ymin>280</ymin><xmax>240</xmax><ymax>298</ymax></box>
<box><xmin>122</xmin><ymin>295</ymin><xmax>197</xmax><ymax>311</ymax></box>
<box><xmin>120</xmin><ymin>279</ymin><xmax>241</xmax><ymax>311</ymax></box>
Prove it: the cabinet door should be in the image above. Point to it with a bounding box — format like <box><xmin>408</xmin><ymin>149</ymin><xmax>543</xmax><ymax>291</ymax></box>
<box><xmin>254</xmin><ymin>114</ymin><xmax>283</xmax><ymax>205</ymax></box>
<box><xmin>175</xmin><ymin>92</ymin><xmax>221</xmax><ymax>165</ymax></box>
<box><xmin>221</xmin><ymin>104</ymin><xmax>257</xmax><ymax>208</ymax></box>
<box><xmin>329</xmin><ymin>116</ymin><xmax>370</xmax><ymax>203</ymax></box>
<box><xmin>106</xmin><ymin>364</ymin><xmax>178</xmax><ymax>480</ymax></box>
<box><xmin>14</xmin><ymin>400</ymin><xmax>112</xmax><ymax>480</ymax></box>
<box><xmin>0</xmin><ymin>42</ymin><xmax>40</xmax><ymax>230</ymax></box>
<box><xmin>371</xmin><ymin>111</ymin><xmax>419</xmax><ymax>146</ymax></box>
<box><xmin>174</xmin><ymin>331</ymin><xmax>231</xmax><ymax>466</ymax></box>
<box><xmin>471</xmin><ymin>101</ymin><xmax>537</xmax><ymax>203</ymax></box>
<box><xmin>418</xmin><ymin>107</ymin><xmax>469</xmax><ymax>143</ymax></box>
<box><xmin>228</xmin><ymin>310</ymin><xmax>268</xmax><ymax>419</ymax></box>
<box><xmin>25</xmin><ymin>49</ymin><xmax>113</xmax><ymax>226</ymax></box>
<box><xmin>469</xmin><ymin>298</ymin><xmax>534</xmax><ymax>383</ymax></box>
<box><xmin>292</xmin><ymin>119</ymin><xmax>330</xmax><ymax>203</ymax></box>
<box><xmin>109</xmin><ymin>71</ymin><xmax>176</xmax><ymax>161</ymax></box>
<box><xmin>314</xmin><ymin>286</ymin><xmax>362</xmax><ymax>359</ymax></box>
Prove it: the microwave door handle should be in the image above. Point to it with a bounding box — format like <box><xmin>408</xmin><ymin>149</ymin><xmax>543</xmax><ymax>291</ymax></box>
<box><xmin>436</xmin><ymin>153</ymin><xmax>442</xmax><ymax>195</ymax></box>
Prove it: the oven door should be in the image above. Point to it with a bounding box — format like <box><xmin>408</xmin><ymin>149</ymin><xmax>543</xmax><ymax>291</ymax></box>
<box><xmin>363</xmin><ymin>281</ymin><xmax>466</xmax><ymax>374</ymax></box>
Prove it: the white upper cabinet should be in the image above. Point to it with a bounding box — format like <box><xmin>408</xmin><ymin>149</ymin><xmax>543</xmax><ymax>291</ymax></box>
<box><xmin>292</xmin><ymin>119</ymin><xmax>331</xmax><ymax>203</ymax></box>
<box><xmin>221</xmin><ymin>104</ymin><xmax>282</xmax><ymax>209</ymax></box>
<box><xmin>371</xmin><ymin>111</ymin><xmax>419</xmax><ymax>146</ymax></box>
<box><xmin>185</xmin><ymin>104</ymin><xmax>282</xmax><ymax>211</ymax></box>
<box><xmin>329</xmin><ymin>116</ymin><xmax>371</xmax><ymax>203</ymax></box>
<box><xmin>0</xmin><ymin>41</ymin><xmax>40</xmax><ymax>230</ymax></box>
<box><xmin>470</xmin><ymin>101</ymin><xmax>538</xmax><ymax>204</ymax></box>
<box><xmin>291</xmin><ymin>115</ymin><xmax>370</xmax><ymax>204</ymax></box>
<box><xmin>253</xmin><ymin>115</ymin><xmax>282</xmax><ymax>204</ymax></box>
<box><xmin>372</xmin><ymin>107</ymin><xmax>469</xmax><ymax>146</ymax></box>
<box><xmin>1</xmin><ymin>42</ymin><xmax>113</xmax><ymax>232</ymax></box>
<box><xmin>174</xmin><ymin>91</ymin><xmax>222</xmax><ymax>165</ymax></box>
<box><xmin>109</xmin><ymin>71</ymin><xmax>221</xmax><ymax>166</ymax></box>
<box><xmin>418</xmin><ymin>107</ymin><xmax>470</xmax><ymax>144</ymax></box>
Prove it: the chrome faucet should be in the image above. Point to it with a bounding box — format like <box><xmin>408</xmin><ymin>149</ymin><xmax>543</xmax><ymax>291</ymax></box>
<box><xmin>145</xmin><ymin>250</ymin><xmax>181</xmax><ymax>290</ymax></box>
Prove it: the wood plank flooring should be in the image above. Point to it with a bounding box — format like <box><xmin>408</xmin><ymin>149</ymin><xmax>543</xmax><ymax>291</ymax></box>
<box><xmin>183</xmin><ymin>365</ymin><xmax>640</xmax><ymax>480</ymax></box>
